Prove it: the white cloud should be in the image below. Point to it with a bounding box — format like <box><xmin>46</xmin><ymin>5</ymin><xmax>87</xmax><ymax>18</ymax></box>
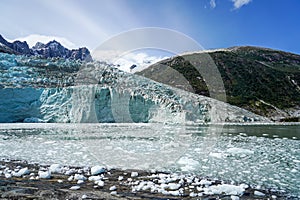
<box><xmin>210</xmin><ymin>0</ymin><xmax>216</xmax><ymax>9</ymax></box>
<box><xmin>231</xmin><ymin>0</ymin><xmax>252</xmax><ymax>9</ymax></box>
<box><xmin>11</xmin><ymin>34</ymin><xmax>77</xmax><ymax>49</ymax></box>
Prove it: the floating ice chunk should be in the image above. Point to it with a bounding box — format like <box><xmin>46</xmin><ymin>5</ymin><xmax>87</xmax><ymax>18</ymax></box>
<box><xmin>209</xmin><ymin>152</ymin><xmax>224</xmax><ymax>159</ymax></box>
<box><xmin>199</xmin><ymin>179</ymin><xmax>212</xmax><ymax>186</ymax></box>
<box><xmin>91</xmin><ymin>165</ymin><xmax>106</xmax><ymax>175</ymax></box>
<box><xmin>254</xmin><ymin>191</ymin><xmax>265</xmax><ymax>196</ymax></box>
<box><xmin>231</xmin><ymin>195</ymin><xmax>240</xmax><ymax>200</ymax></box>
<box><xmin>68</xmin><ymin>175</ymin><xmax>74</xmax><ymax>181</ymax></box>
<box><xmin>131</xmin><ymin>172</ymin><xmax>138</xmax><ymax>177</ymax></box>
<box><xmin>65</xmin><ymin>168</ymin><xmax>76</xmax><ymax>175</ymax></box>
<box><xmin>74</xmin><ymin>174</ymin><xmax>87</xmax><ymax>181</ymax></box>
<box><xmin>167</xmin><ymin>183</ymin><xmax>181</xmax><ymax>190</ymax></box>
<box><xmin>110</xmin><ymin>185</ymin><xmax>117</xmax><ymax>191</ymax></box>
<box><xmin>82</xmin><ymin>194</ymin><xmax>88</xmax><ymax>199</ymax></box>
<box><xmin>5</xmin><ymin>173</ymin><xmax>12</xmax><ymax>178</ymax></box>
<box><xmin>226</xmin><ymin>147</ymin><xmax>254</xmax><ymax>155</ymax></box>
<box><xmin>110</xmin><ymin>191</ymin><xmax>117</xmax><ymax>195</ymax></box>
<box><xmin>49</xmin><ymin>164</ymin><xmax>63</xmax><ymax>173</ymax></box>
<box><xmin>177</xmin><ymin>157</ymin><xmax>199</xmax><ymax>171</ymax></box>
<box><xmin>12</xmin><ymin>167</ymin><xmax>29</xmax><ymax>177</ymax></box>
<box><xmin>118</xmin><ymin>176</ymin><xmax>124</xmax><ymax>181</ymax></box>
<box><xmin>88</xmin><ymin>175</ymin><xmax>102</xmax><ymax>182</ymax></box>
<box><xmin>240</xmin><ymin>183</ymin><xmax>249</xmax><ymax>189</ymax></box>
<box><xmin>190</xmin><ymin>192</ymin><xmax>198</xmax><ymax>197</ymax></box>
<box><xmin>77</xmin><ymin>180</ymin><xmax>84</xmax><ymax>184</ymax></box>
<box><xmin>69</xmin><ymin>185</ymin><xmax>80</xmax><ymax>190</ymax></box>
<box><xmin>168</xmin><ymin>190</ymin><xmax>181</xmax><ymax>196</ymax></box>
<box><xmin>133</xmin><ymin>181</ymin><xmax>146</xmax><ymax>191</ymax></box>
<box><xmin>38</xmin><ymin>171</ymin><xmax>51</xmax><ymax>179</ymax></box>
<box><xmin>291</xmin><ymin>169</ymin><xmax>298</xmax><ymax>173</ymax></box>
<box><xmin>239</xmin><ymin>132</ymin><xmax>247</xmax><ymax>136</ymax></box>
<box><xmin>98</xmin><ymin>180</ymin><xmax>105</xmax><ymax>187</ymax></box>
<box><xmin>203</xmin><ymin>184</ymin><xmax>245</xmax><ymax>195</ymax></box>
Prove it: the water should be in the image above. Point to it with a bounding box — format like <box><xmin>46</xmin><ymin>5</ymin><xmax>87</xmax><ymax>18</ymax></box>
<box><xmin>0</xmin><ymin>123</ymin><xmax>299</xmax><ymax>197</ymax></box>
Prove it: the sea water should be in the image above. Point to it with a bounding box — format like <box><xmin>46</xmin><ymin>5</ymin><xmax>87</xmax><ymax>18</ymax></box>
<box><xmin>0</xmin><ymin>123</ymin><xmax>299</xmax><ymax>197</ymax></box>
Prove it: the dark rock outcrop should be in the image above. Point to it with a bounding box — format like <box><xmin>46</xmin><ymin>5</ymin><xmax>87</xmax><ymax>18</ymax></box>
<box><xmin>0</xmin><ymin>34</ymin><xmax>31</xmax><ymax>55</ymax></box>
<box><xmin>0</xmin><ymin>34</ymin><xmax>92</xmax><ymax>61</ymax></box>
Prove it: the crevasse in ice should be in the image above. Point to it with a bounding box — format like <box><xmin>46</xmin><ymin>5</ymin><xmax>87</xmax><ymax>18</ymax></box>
<box><xmin>0</xmin><ymin>52</ymin><xmax>269</xmax><ymax>123</ymax></box>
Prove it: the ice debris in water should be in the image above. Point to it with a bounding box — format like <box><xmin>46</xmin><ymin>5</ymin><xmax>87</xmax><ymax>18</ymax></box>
<box><xmin>38</xmin><ymin>170</ymin><xmax>51</xmax><ymax>179</ymax></box>
<box><xmin>88</xmin><ymin>175</ymin><xmax>102</xmax><ymax>182</ymax></box>
<box><xmin>12</xmin><ymin>167</ymin><xmax>30</xmax><ymax>177</ymax></box>
<box><xmin>131</xmin><ymin>171</ymin><xmax>138</xmax><ymax>177</ymax></box>
<box><xmin>97</xmin><ymin>180</ymin><xmax>105</xmax><ymax>187</ymax></box>
<box><xmin>254</xmin><ymin>191</ymin><xmax>265</xmax><ymax>196</ymax></box>
<box><xmin>231</xmin><ymin>195</ymin><xmax>240</xmax><ymax>200</ymax></box>
<box><xmin>226</xmin><ymin>147</ymin><xmax>254</xmax><ymax>155</ymax></box>
<box><xmin>91</xmin><ymin>165</ymin><xmax>106</xmax><ymax>175</ymax></box>
<box><xmin>49</xmin><ymin>164</ymin><xmax>63</xmax><ymax>173</ymax></box>
<box><xmin>109</xmin><ymin>185</ymin><xmax>117</xmax><ymax>191</ymax></box>
<box><xmin>69</xmin><ymin>185</ymin><xmax>80</xmax><ymax>190</ymax></box>
<box><xmin>203</xmin><ymin>184</ymin><xmax>246</xmax><ymax>196</ymax></box>
<box><xmin>74</xmin><ymin>174</ymin><xmax>87</xmax><ymax>181</ymax></box>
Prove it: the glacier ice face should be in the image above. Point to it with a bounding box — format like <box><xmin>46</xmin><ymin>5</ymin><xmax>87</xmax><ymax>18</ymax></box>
<box><xmin>0</xmin><ymin>52</ymin><xmax>270</xmax><ymax>123</ymax></box>
<box><xmin>0</xmin><ymin>88</ymin><xmax>43</xmax><ymax>122</ymax></box>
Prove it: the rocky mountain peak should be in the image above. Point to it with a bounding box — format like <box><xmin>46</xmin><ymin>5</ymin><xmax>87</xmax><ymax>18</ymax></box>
<box><xmin>0</xmin><ymin>34</ymin><xmax>92</xmax><ymax>61</ymax></box>
<box><xmin>32</xmin><ymin>42</ymin><xmax>46</xmax><ymax>50</ymax></box>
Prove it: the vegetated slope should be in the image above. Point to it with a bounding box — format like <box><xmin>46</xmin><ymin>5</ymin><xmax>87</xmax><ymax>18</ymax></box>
<box><xmin>137</xmin><ymin>46</ymin><xmax>300</xmax><ymax>121</ymax></box>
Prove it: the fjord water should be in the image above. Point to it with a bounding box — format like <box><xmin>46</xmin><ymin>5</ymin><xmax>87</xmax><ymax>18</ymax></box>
<box><xmin>0</xmin><ymin>123</ymin><xmax>299</xmax><ymax>197</ymax></box>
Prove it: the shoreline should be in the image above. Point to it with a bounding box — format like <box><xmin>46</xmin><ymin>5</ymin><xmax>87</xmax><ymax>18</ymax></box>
<box><xmin>0</xmin><ymin>158</ymin><xmax>291</xmax><ymax>200</ymax></box>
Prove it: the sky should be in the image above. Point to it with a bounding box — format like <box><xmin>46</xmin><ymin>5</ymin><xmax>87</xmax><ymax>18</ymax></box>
<box><xmin>1</xmin><ymin>0</ymin><xmax>300</xmax><ymax>56</ymax></box>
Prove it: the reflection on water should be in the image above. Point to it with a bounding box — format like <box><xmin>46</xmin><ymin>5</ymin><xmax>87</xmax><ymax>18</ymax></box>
<box><xmin>0</xmin><ymin>123</ymin><xmax>299</xmax><ymax>196</ymax></box>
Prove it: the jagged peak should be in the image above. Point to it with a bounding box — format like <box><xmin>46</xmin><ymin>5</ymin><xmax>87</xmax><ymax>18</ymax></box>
<box><xmin>0</xmin><ymin>34</ymin><xmax>92</xmax><ymax>61</ymax></box>
<box><xmin>32</xmin><ymin>42</ymin><xmax>46</xmax><ymax>50</ymax></box>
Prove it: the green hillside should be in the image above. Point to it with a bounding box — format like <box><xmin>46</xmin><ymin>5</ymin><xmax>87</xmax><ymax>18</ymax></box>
<box><xmin>137</xmin><ymin>46</ymin><xmax>300</xmax><ymax>121</ymax></box>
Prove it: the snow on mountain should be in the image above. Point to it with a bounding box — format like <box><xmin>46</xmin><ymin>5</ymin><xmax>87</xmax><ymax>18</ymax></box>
<box><xmin>0</xmin><ymin>52</ymin><xmax>269</xmax><ymax>123</ymax></box>
<box><xmin>113</xmin><ymin>52</ymin><xmax>167</xmax><ymax>73</ymax></box>
<box><xmin>12</xmin><ymin>34</ymin><xmax>77</xmax><ymax>49</ymax></box>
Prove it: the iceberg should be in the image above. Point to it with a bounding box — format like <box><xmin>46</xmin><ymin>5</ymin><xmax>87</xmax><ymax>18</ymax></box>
<box><xmin>0</xmin><ymin>52</ymin><xmax>269</xmax><ymax>123</ymax></box>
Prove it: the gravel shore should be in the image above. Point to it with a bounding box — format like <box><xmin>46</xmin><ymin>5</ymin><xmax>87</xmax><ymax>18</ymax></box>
<box><xmin>0</xmin><ymin>159</ymin><xmax>290</xmax><ymax>200</ymax></box>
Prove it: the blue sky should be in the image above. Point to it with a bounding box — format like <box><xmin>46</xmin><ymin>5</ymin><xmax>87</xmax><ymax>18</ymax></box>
<box><xmin>1</xmin><ymin>0</ymin><xmax>300</xmax><ymax>54</ymax></box>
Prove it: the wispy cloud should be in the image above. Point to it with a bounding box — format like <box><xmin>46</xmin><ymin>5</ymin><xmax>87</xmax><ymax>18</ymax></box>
<box><xmin>231</xmin><ymin>0</ymin><xmax>252</xmax><ymax>9</ymax></box>
<box><xmin>12</xmin><ymin>34</ymin><xmax>77</xmax><ymax>49</ymax></box>
<box><xmin>210</xmin><ymin>0</ymin><xmax>216</xmax><ymax>9</ymax></box>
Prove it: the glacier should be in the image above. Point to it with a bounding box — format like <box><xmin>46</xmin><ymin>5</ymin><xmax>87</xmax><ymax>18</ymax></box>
<box><xmin>0</xmin><ymin>52</ymin><xmax>269</xmax><ymax>123</ymax></box>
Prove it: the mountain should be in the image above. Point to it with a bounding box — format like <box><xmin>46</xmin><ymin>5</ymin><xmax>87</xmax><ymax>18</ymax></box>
<box><xmin>137</xmin><ymin>46</ymin><xmax>300</xmax><ymax>122</ymax></box>
<box><xmin>0</xmin><ymin>34</ymin><xmax>92</xmax><ymax>61</ymax></box>
<box><xmin>0</xmin><ymin>52</ymin><xmax>269</xmax><ymax>123</ymax></box>
<box><xmin>32</xmin><ymin>40</ymin><xmax>92</xmax><ymax>61</ymax></box>
<box><xmin>0</xmin><ymin>34</ymin><xmax>30</xmax><ymax>55</ymax></box>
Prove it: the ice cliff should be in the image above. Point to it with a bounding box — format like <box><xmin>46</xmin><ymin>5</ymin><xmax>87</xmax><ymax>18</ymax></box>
<box><xmin>0</xmin><ymin>53</ymin><xmax>269</xmax><ymax>123</ymax></box>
